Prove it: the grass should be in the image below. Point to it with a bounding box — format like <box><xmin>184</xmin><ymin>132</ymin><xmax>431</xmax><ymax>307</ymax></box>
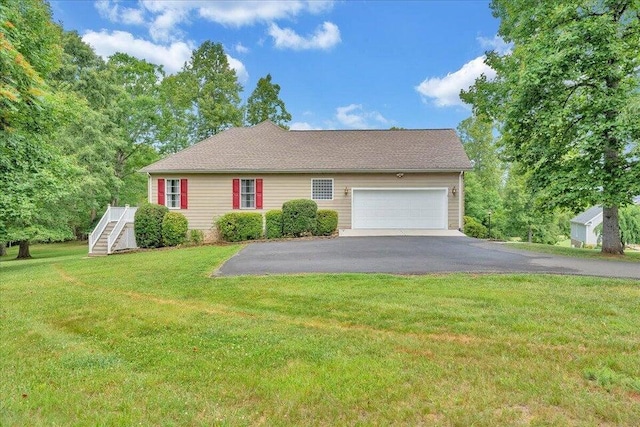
<box><xmin>1</xmin><ymin>242</ymin><xmax>640</xmax><ymax>425</ymax></box>
<box><xmin>505</xmin><ymin>241</ymin><xmax>640</xmax><ymax>262</ymax></box>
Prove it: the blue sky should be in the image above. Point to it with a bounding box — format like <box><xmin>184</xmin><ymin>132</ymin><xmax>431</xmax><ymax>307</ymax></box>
<box><xmin>51</xmin><ymin>1</ymin><xmax>506</xmax><ymax>131</ymax></box>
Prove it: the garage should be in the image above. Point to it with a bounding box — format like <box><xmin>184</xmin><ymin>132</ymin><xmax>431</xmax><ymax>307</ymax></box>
<box><xmin>352</xmin><ymin>188</ymin><xmax>448</xmax><ymax>229</ymax></box>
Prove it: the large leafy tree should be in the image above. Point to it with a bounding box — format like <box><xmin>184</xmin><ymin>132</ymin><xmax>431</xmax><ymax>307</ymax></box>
<box><xmin>0</xmin><ymin>0</ymin><xmax>81</xmax><ymax>258</ymax></box>
<box><xmin>462</xmin><ymin>0</ymin><xmax>640</xmax><ymax>254</ymax></box>
<box><xmin>178</xmin><ymin>41</ymin><xmax>243</xmax><ymax>140</ymax></box>
<box><xmin>245</xmin><ymin>73</ymin><xmax>292</xmax><ymax>128</ymax></box>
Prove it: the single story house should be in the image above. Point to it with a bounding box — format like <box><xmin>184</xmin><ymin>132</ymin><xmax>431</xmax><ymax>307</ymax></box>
<box><xmin>570</xmin><ymin>206</ymin><xmax>603</xmax><ymax>247</ymax></box>
<box><xmin>139</xmin><ymin>121</ymin><xmax>473</xmax><ymax>238</ymax></box>
<box><xmin>570</xmin><ymin>196</ymin><xmax>640</xmax><ymax>248</ymax></box>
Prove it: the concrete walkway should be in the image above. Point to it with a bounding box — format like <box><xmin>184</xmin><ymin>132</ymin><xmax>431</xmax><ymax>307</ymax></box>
<box><xmin>339</xmin><ymin>229</ymin><xmax>466</xmax><ymax>237</ymax></box>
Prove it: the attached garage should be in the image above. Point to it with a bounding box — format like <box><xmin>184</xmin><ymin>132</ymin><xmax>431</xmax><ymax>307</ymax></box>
<box><xmin>352</xmin><ymin>188</ymin><xmax>448</xmax><ymax>229</ymax></box>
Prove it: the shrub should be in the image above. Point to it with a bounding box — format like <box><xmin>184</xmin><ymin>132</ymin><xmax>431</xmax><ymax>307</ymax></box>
<box><xmin>265</xmin><ymin>210</ymin><xmax>283</xmax><ymax>239</ymax></box>
<box><xmin>314</xmin><ymin>210</ymin><xmax>338</xmax><ymax>236</ymax></box>
<box><xmin>189</xmin><ymin>229</ymin><xmax>204</xmax><ymax>245</ymax></box>
<box><xmin>134</xmin><ymin>203</ymin><xmax>169</xmax><ymax>248</ymax></box>
<box><xmin>464</xmin><ymin>215</ymin><xmax>487</xmax><ymax>238</ymax></box>
<box><xmin>216</xmin><ymin>213</ymin><xmax>263</xmax><ymax>242</ymax></box>
<box><xmin>282</xmin><ymin>199</ymin><xmax>318</xmax><ymax>237</ymax></box>
<box><xmin>162</xmin><ymin>212</ymin><xmax>188</xmax><ymax>246</ymax></box>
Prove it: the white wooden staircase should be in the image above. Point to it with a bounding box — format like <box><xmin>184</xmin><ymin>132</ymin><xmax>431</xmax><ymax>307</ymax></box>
<box><xmin>89</xmin><ymin>205</ymin><xmax>138</xmax><ymax>256</ymax></box>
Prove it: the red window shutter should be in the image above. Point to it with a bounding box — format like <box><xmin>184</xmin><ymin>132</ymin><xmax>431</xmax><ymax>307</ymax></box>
<box><xmin>232</xmin><ymin>179</ymin><xmax>240</xmax><ymax>209</ymax></box>
<box><xmin>180</xmin><ymin>179</ymin><xmax>188</xmax><ymax>209</ymax></box>
<box><xmin>158</xmin><ymin>178</ymin><xmax>165</xmax><ymax>205</ymax></box>
<box><xmin>256</xmin><ymin>178</ymin><xmax>263</xmax><ymax>209</ymax></box>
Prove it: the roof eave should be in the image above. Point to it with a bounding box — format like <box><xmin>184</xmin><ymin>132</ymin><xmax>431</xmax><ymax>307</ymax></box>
<box><xmin>139</xmin><ymin>167</ymin><xmax>473</xmax><ymax>174</ymax></box>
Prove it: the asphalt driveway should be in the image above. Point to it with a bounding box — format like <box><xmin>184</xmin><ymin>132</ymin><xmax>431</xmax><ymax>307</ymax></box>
<box><xmin>216</xmin><ymin>236</ymin><xmax>640</xmax><ymax>279</ymax></box>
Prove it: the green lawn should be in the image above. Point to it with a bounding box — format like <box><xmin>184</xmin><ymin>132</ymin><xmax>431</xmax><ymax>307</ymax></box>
<box><xmin>505</xmin><ymin>242</ymin><xmax>640</xmax><ymax>262</ymax></box>
<box><xmin>1</xmin><ymin>242</ymin><xmax>639</xmax><ymax>425</ymax></box>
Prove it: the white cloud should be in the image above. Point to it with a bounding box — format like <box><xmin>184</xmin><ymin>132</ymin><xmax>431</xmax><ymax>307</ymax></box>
<box><xmin>95</xmin><ymin>0</ymin><xmax>145</xmax><ymax>25</ymax></box>
<box><xmin>335</xmin><ymin>104</ymin><xmax>389</xmax><ymax>129</ymax></box>
<box><xmin>477</xmin><ymin>35</ymin><xmax>512</xmax><ymax>55</ymax></box>
<box><xmin>196</xmin><ymin>1</ymin><xmax>328</xmax><ymax>27</ymax></box>
<box><xmin>225</xmin><ymin>54</ymin><xmax>249</xmax><ymax>84</ymax></box>
<box><xmin>415</xmin><ymin>56</ymin><xmax>496</xmax><ymax>107</ymax></box>
<box><xmin>82</xmin><ymin>30</ymin><xmax>193</xmax><ymax>74</ymax></box>
<box><xmin>268</xmin><ymin>21</ymin><xmax>341</xmax><ymax>50</ymax></box>
<box><xmin>235</xmin><ymin>42</ymin><xmax>249</xmax><ymax>54</ymax></box>
<box><xmin>290</xmin><ymin>122</ymin><xmax>322</xmax><ymax>130</ymax></box>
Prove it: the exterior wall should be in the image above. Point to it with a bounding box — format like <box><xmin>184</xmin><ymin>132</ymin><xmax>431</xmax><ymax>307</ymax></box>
<box><xmin>570</xmin><ymin>216</ymin><xmax>602</xmax><ymax>247</ymax></box>
<box><xmin>148</xmin><ymin>172</ymin><xmax>462</xmax><ymax>232</ymax></box>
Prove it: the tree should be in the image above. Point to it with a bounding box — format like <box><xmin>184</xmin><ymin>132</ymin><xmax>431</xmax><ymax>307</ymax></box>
<box><xmin>462</xmin><ymin>0</ymin><xmax>640</xmax><ymax>254</ymax></box>
<box><xmin>0</xmin><ymin>0</ymin><xmax>82</xmax><ymax>259</ymax></box>
<box><xmin>245</xmin><ymin>73</ymin><xmax>291</xmax><ymax>128</ymax></box>
<box><xmin>179</xmin><ymin>41</ymin><xmax>243</xmax><ymax>140</ymax></box>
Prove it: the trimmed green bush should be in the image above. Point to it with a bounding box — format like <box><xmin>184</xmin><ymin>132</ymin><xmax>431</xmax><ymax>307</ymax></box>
<box><xmin>265</xmin><ymin>210</ymin><xmax>283</xmax><ymax>239</ymax></box>
<box><xmin>162</xmin><ymin>212</ymin><xmax>188</xmax><ymax>246</ymax></box>
<box><xmin>463</xmin><ymin>215</ymin><xmax>487</xmax><ymax>238</ymax></box>
<box><xmin>216</xmin><ymin>213</ymin><xmax>263</xmax><ymax>242</ymax></box>
<box><xmin>282</xmin><ymin>199</ymin><xmax>318</xmax><ymax>237</ymax></box>
<box><xmin>314</xmin><ymin>210</ymin><xmax>338</xmax><ymax>236</ymax></box>
<box><xmin>189</xmin><ymin>229</ymin><xmax>204</xmax><ymax>245</ymax></box>
<box><xmin>134</xmin><ymin>203</ymin><xmax>169</xmax><ymax>248</ymax></box>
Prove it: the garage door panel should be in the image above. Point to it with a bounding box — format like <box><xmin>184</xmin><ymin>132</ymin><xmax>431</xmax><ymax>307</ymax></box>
<box><xmin>352</xmin><ymin>189</ymin><xmax>446</xmax><ymax>229</ymax></box>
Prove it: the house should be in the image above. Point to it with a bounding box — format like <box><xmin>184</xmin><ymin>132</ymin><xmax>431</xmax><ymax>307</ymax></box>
<box><xmin>138</xmin><ymin>121</ymin><xmax>473</xmax><ymax>239</ymax></box>
<box><xmin>570</xmin><ymin>196</ymin><xmax>640</xmax><ymax>248</ymax></box>
<box><xmin>570</xmin><ymin>206</ymin><xmax>602</xmax><ymax>248</ymax></box>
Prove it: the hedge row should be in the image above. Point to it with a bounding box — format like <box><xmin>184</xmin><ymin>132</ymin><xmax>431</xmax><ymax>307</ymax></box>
<box><xmin>216</xmin><ymin>199</ymin><xmax>338</xmax><ymax>242</ymax></box>
<box><xmin>134</xmin><ymin>203</ymin><xmax>190</xmax><ymax>248</ymax></box>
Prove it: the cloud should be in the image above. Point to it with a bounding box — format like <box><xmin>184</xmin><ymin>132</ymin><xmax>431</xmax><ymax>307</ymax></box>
<box><xmin>82</xmin><ymin>30</ymin><xmax>192</xmax><ymax>74</ymax></box>
<box><xmin>196</xmin><ymin>1</ymin><xmax>333</xmax><ymax>27</ymax></box>
<box><xmin>415</xmin><ymin>56</ymin><xmax>496</xmax><ymax>107</ymax></box>
<box><xmin>235</xmin><ymin>42</ymin><xmax>249</xmax><ymax>54</ymax></box>
<box><xmin>335</xmin><ymin>104</ymin><xmax>389</xmax><ymax>129</ymax></box>
<box><xmin>225</xmin><ymin>54</ymin><xmax>249</xmax><ymax>84</ymax></box>
<box><xmin>290</xmin><ymin>122</ymin><xmax>322</xmax><ymax>130</ymax></box>
<box><xmin>476</xmin><ymin>35</ymin><xmax>512</xmax><ymax>55</ymax></box>
<box><xmin>95</xmin><ymin>0</ymin><xmax>145</xmax><ymax>25</ymax></box>
<box><xmin>268</xmin><ymin>21</ymin><xmax>341</xmax><ymax>50</ymax></box>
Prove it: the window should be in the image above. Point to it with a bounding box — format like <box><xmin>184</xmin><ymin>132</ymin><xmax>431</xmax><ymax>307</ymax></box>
<box><xmin>166</xmin><ymin>179</ymin><xmax>180</xmax><ymax>208</ymax></box>
<box><xmin>312</xmin><ymin>179</ymin><xmax>333</xmax><ymax>200</ymax></box>
<box><xmin>241</xmin><ymin>179</ymin><xmax>255</xmax><ymax>209</ymax></box>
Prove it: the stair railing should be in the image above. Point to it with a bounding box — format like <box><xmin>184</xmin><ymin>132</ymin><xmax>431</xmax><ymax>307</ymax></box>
<box><xmin>89</xmin><ymin>204</ymin><xmax>111</xmax><ymax>254</ymax></box>
<box><xmin>107</xmin><ymin>205</ymin><xmax>129</xmax><ymax>254</ymax></box>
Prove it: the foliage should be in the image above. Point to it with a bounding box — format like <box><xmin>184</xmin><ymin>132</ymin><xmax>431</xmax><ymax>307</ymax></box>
<box><xmin>245</xmin><ymin>74</ymin><xmax>292</xmax><ymax>128</ymax></box>
<box><xmin>265</xmin><ymin>210</ymin><xmax>283</xmax><ymax>239</ymax></box>
<box><xmin>619</xmin><ymin>205</ymin><xmax>640</xmax><ymax>245</ymax></box>
<box><xmin>188</xmin><ymin>229</ymin><xmax>204</xmax><ymax>245</ymax></box>
<box><xmin>134</xmin><ymin>203</ymin><xmax>169</xmax><ymax>248</ymax></box>
<box><xmin>178</xmin><ymin>41</ymin><xmax>243</xmax><ymax>140</ymax></box>
<box><xmin>162</xmin><ymin>212</ymin><xmax>188</xmax><ymax>247</ymax></box>
<box><xmin>463</xmin><ymin>216</ymin><xmax>487</xmax><ymax>238</ymax></box>
<box><xmin>216</xmin><ymin>213</ymin><xmax>263</xmax><ymax>242</ymax></box>
<box><xmin>2</xmin><ymin>241</ymin><xmax>640</xmax><ymax>425</ymax></box>
<box><xmin>282</xmin><ymin>199</ymin><xmax>318</xmax><ymax>237</ymax></box>
<box><xmin>462</xmin><ymin>0</ymin><xmax>640</xmax><ymax>254</ymax></box>
<box><xmin>314</xmin><ymin>210</ymin><xmax>338</xmax><ymax>236</ymax></box>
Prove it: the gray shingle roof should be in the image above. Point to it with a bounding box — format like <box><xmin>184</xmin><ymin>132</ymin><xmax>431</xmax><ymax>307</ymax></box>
<box><xmin>140</xmin><ymin>121</ymin><xmax>473</xmax><ymax>173</ymax></box>
<box><xmin>571</xmin><ymin>206</ymin><xmax>602</xmax><ymax>225</ymax></box>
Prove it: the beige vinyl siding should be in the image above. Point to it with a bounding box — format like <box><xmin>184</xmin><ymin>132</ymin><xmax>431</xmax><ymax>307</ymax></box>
<box><xmin>149</xmin><ymin>172</ymin><xmax>462</xmax><ymax>231</ymax></box>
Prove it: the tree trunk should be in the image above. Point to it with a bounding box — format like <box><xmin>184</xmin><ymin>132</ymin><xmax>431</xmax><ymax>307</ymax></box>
<box><xmin>528</xmin><ymin>226</ymin><xmax>532</xmax><ymax>243</ymax></box>
<box><xmin>601</xmin><ymin>206</ymin><xmax>623</xmax><ymax>255</ymax></box>
<box><xmin>17</xmin><ymin>240</ymin><xmax>31</xmax><ymax>259</ymax></box>
<box><xmin>0</xmin><ymin>243</ymin><xmax>6</xmax><ymax>256</ymax></box>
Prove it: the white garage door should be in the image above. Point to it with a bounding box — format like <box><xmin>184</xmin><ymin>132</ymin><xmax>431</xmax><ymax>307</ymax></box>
<box><xmin>352</xmin><ymin>189</ymin><xmax>447</xmax><ymax>229</ymax></box>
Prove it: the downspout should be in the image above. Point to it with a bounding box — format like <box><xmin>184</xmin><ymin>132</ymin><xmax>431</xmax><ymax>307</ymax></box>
<box><xmin>458</xmin><ymin>171</ymin><xmax>464</xmax><ymax>231</ymax></box>
<box><xmin>147</xmin><ymin>173</ymin><xmax>152</xmax><ymax>203</ymax></box>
